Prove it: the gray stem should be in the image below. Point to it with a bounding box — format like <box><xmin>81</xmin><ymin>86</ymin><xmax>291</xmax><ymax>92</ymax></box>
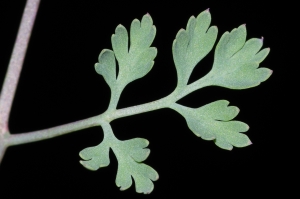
<box><xmin>0</xmin><ymin>0</ymin><xmax>41</xmax><ymax>133</ymax></box>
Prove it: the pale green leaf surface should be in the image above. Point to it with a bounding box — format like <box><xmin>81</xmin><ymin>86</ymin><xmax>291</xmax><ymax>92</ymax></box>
<box><xmin>79</xmin><ymin>141</ymin><xmax>110</xmax><ymax>171</ymax></box>
<box><xmin>208</xmin><ymin>25</ymin><xmax>272</xmax><ymax>89</ymax></box>
<box><xmin>172</xmin><ymin>9</ymin><xmax>218</xmax><ymax>87</ymax></box>
<box><xmin>113</xmin><ymin>138</ymin><xmax>158</xmax><ymax>194</ymax></box>
<box><xmin>111</xmin><ymin>14</ymin><xmax>157</xmax><ymax>86</ymax></box>
<box><xmin>111</xmin><ymin>25</ymin><xmax>128</xmax><ymax>64</ymax></box>
<box><xmin>95</xmin><ymin>49</ymin><xmax>116</xmax><ymax>89</ymax></box>
<box><xmin>171</xmin><ymin>100</ymin><xmax>251</xmax><ymax>150</ymax></box>
<box><xmin>130</xmin><ymin>14</ymin><xmax>156</xmax><ymax>54</ymax></box>
<box><xmin>80</xmin><ymin>129</ymin><xmax>157</xmax><ymax>194</ymax></box>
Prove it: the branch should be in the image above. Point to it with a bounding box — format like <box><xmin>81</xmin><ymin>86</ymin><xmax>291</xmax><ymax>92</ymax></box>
<box><xmin>0</xmin><ymin>0</ymin><xmax>41</xmax><ymax>133</ymax></box>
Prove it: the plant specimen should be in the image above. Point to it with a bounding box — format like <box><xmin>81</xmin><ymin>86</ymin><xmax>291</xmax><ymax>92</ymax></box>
<box><xmin>0</xmin><ymin>0</ymin><xmax>271</xmax><ymax>194</ymax></box>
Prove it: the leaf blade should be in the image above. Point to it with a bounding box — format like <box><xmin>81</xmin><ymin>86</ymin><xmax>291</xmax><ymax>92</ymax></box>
<box><xmin>113</xmin><ymin>138</ymin><xmax>158</xmax><ymax>194</ymax></box>
<box><xmin>208</xmin><ymin>25</ymin><xmax>271</xmax><ymax>89</ymax></box>
<box><xmin>170</xmin><ymin>100</ymin><xmax>252</xmax><ymax>150</ymax></box>
<box><xmin>110</xmin><ymin>14</ymin><xmax>157</xmax><ymax>86</ymax></box>
<box><xmin>172</xmin><ymin>9</ymin><xmax>218</xmax><ymax>88</ymax></box>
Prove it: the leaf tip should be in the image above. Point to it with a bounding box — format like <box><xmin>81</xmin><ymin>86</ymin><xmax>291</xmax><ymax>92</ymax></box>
<box><xmin>144</xmin><ymin>139</ymin><xmax>150</xmax><ymax>146</ymax></box>
<box><xmin>211</xmin><ymin>25</ymin><xmax>218</xmax><ymax>30</ymax></box>
<box><xmin>79</xmin><ymin>160</ymin><xmax>97</xmax><ymax>171</ymax></box>
<box><xmin>155</xmin><ymin>174</ymin><xmax>160</xmax><ymax>181</ymax></box>
<box><xmin>206</xmin><ymin>8</ymin><xmax>210</xmax><ymax>12</ymax></box>
<box><xmin>236</xmin><ymin>107</ymin><xmax>240</xmax><ymax>114</ymax></box>
<box><xmin>245</xmin><ymin>124</ymin><xmax>250</xmax><ymax>131</ymax></box>
<box><xmin>79</xmin><ymin>152</ymin><xmax>85</xmax><ymax>160</ymax></box>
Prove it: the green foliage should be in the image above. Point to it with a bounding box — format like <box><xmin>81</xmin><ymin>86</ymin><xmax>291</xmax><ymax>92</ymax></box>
<box><xmin>173</xmin><ymin>9</ymin><xmax>218</xmax><ymax>88</ymax></box>
<box><xmin>114</xmin><ymin>138</ymin><xmax>158</xmax><ymax>194</ymax></box>
<box><xmin>80</xmin><ymin>122</ymin><xmax>158</xmax><ymax>194</ymax></box>
<box><xmin>95</xmin><ymin>14</ymin><xmax>157</xmax><ymax>109</ymax></box>
<box><xmin>96</xmin><ymin>14</ymin><xmax>157</xmax><ymax>88</ymax></box>
<box><xmin>95</xmin><ymin>50</ymin><xmax>117</xmax><ymax>90</ymax></box>
<box><xmin>171</xmin><ymin>100</ymin><xmax>251</xmax><ymax>150</ymax></box>
<box><xmin>207</xmin><ymin>24</ymin><xmax>272</xmax><ymax>89</ymax></box>
<box><xmin>79</xmin><ymin>139</ymin><xmax>110</xmax><ymax>170</ymax></box>
<box><xmin>80</xmin><ymin>9</ymin><xmax>271</xmax><ymax>194</ymax></box>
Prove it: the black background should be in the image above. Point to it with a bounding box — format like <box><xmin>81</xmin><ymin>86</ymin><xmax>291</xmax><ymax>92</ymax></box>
<box><xmin>0</xmin><ymin>0</ymin><xmax>289</xmax><ymax>198</ymax></box>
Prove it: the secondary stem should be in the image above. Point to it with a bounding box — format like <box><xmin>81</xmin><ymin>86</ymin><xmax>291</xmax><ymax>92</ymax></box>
<box><xmin>0</xmin><ymin>0</ymin><xmax>41</xmax><ymax>133</ymax></box>
<box><xmin>107</xmin><ymin>84</ymin><xmax>125</xmax><ymax>111</ymax></box>
<box><xmin>177</xmin><ymin>75</ymin><xmax>212</xmax><ymax>99</ymax></box>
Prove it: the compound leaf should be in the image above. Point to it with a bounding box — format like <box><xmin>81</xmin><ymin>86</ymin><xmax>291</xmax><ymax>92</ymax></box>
<box><xmin>208</xmin><ymin>25</ymin><xmax>272</xmax><ymax>89</ymax></box>
<box><xmin>173</xmin><ymin>9</ymin><xmax>218</xmax><ymax>87</ymax></box>
<box><xmin>87</xmin><ymin>10</ymin><xmax>272</xmax><ymax>195</ymax></box>
<box><xmin>171</xmin><ymin>100</ymin><xmax>251</xmax><ymax>150</ymax></box>
<box><xmin>80</xmin><ymin>130</ymin><xmax>157</xmax><ymax>194</ymax></box>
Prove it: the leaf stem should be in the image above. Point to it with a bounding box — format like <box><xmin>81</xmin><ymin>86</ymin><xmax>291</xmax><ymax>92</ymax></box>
<box><xmin>0</xmin><ymin>0</ymin><xmax>41</xmax><ymax>133</ymax></box>
<box><xmin>111</xmin><ymin>95</ymin><xmax>172</xmax><ymax>120</ymax></box>
<box><xmin>107</xmin><ymin>84</ymin><xmax>125</xmax><ymax>111</ymax></box>
<box><xmin>2</xmin><ymin>74</ymin><xmax>210</xmax><ymax>150</ymax></box>
<box><xmin>2</xmin><ymin>91</ymin><xmax>174</xmax><ymax>148</ymax></box>
<box><xmin>7</xmin><ymin>115</ymin><xmax>101</xmax><ymax>146</ymax></box>
<box><xmin>100</xmin><ymin>121</ymin><xmax>118</xmax><ymax>141</ymax></box>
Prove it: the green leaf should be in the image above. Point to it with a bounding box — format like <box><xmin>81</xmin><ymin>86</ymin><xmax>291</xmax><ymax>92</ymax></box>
<box><xmin>172</xmin><ymin>9</ymin><xmax>218</xmax><ymax>87</ymax></box>
<box><xmin>113</xmin><ymin>138</ymin><xmax>158</xmax><ymax>194</ymax></box>
<box><xmin>171</xmin><ymin>100</ymin><xmax>251</xmax><ymax>150</ymax></box>
<box><xmin>79</xmin><ymin>122</ymin><xmax>158</xmax><ymax>194</ymax></box>
<box><xmin>208</xmin><ymin>25</ymin><xmax>272</xmax><ymax>89</ymax></box>
<box><xmin>95</xmin><ymin>49</ymin><xmax>116</xmax><ymax>89</ymax></box>
<box><xmin>111</xmin><ymin>14</ymin><xmax>157</xmax><ymax>86</ymax></box>
<box><xmin>79</xmin><ymin>141</ymin><xmax>110</xmax><ymax>171</ymax></box>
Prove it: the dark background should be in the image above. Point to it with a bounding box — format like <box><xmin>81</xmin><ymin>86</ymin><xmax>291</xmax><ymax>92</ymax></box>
<box><xmin>0</xmin><ymin>0</ymin><xmax>289</xmax><ymax>198</ymax></box>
